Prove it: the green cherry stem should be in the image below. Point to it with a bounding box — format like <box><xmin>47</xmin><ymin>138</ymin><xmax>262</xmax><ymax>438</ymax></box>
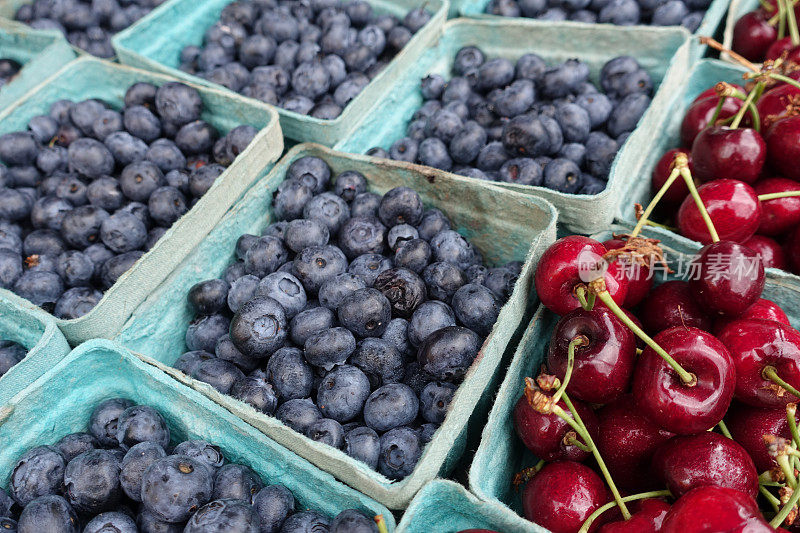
<box><xmin>679</xmin><ymin>164</ymin><xmax>720</xmax><ymax>243</ymax></box>
<box><xmin>574</xmin><ymin>285</ymin><xmax>596</xmax><ymax>311</ymax></box>
<box><xmin>759</xmin><ymin>191</ymin><xmax>800</xmax><ymax>201</ymax></box>
<box><xmin>767</xmin><ymin>72</ymin><xmax>800</xmax><ymax>92</ymax></box>
<box><xmin>786</xmin><ymin>0</ymin><xmax>800</xmax><ymax>46</ymax></box>
<box><xmin>763</xmin><ymin>366</ymin><xmax>800</xmax><ymax>400</ymax></box>
<box><xmin>566</xmin><ymin>434</ymin><xmax>592</xmax><ymax>453</ymax></box>
<box><xmin>730</xmin><ymin>83</ymin><xmax>762</xmax><ymax>130</ymax></box>
<box><xmin>760</xmin><ymin>485</ymin><xmax>782</xmax><ymax>513</ymax></box>
<box><xmin>375</xmin><ymin>516</ymin><xmax>389</xmax><ymax>533</ymax></box>
<box><xmin>771</xmin><ymin>478</ymin><xmax>800</xmax><ymax>527</ymax></box>
<box><xmin>718</xmin><ymin>420</ymin><xmax>733</xmax><ymax>439</ymax></box>
<box><xmin>708</xmin><ymin>95</ymin><xmax>727</xmax><ymax>127</ymax></box>
<box><xmin>788</xmin><ymin>404</ymin><xmax>800</xmax><ymax>449</ymax></box>
<box><xmin>550</xmin><ymin>336</ymin><xmax>588</xmax><ymax>406</ymax></box>
<box><xmin>631</xmin><ymin>166</ymin><xmax>681</xmax><ymax>238</ymax></box>
<box><xmin>578</xmin><ymin>490</ymin><xmax>672</xmax><ymax>533</ymax></box>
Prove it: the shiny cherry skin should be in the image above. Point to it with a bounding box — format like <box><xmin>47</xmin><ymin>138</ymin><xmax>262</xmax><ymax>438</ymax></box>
<box><xmin>688</xmin><ymin>240</ymin><xmax>765</xmax><ymax>317</ymax></box>
<box><xmin>677</xmin><ymin>179</ymin><xmax>761</xmax><ymax>244</ymax></box>
<box><xmin>632</xmin><ymin>326</ymin><xmax>735</xmax><ymax>435</ymax></box>
<box><xmin>513</xmin><ymin>392</ymin><xmax>598</xmax><ymax>462</ymax></box>
<box><xmin>522</xmin><ymin>461</ymin><xmax>608</xmax><ymax>533</ymax></box>
<box><xmin>755</xmin><ymin>177</ymin><xmax>800</xmax><ymax>235</ymax></box>
<box><xmin>743</xmin><ymin>234</ymin><xmax>787</xmax><ymax>269</ymax></box>
<box><xmin>534</xmin><ymin>236</ymin><xmax>628</xmax><ymax>316</ymax></box>
<box><xmin>726</xmin><ymin>402</ymin><xmax>790</xmax><ymax>472</ymax></box>
<box><xmin>598</xmin><ymin>499</ymin><xmax>671</xmax><ymax>533</ymax></box>
<box><xmin>603</xmin><ymin>238</ymin><xmax>653</xmax><ymax>307</ymax></box>
<box><xmin>595</xmin><ymin>395</ymin><xmax>674</xmax><ymax>492</ymax></box>
<box><xmin>733</xmin><ymin>11</ymin><xmax>779</xmax><ymax>62</ymax></box>
<box><xmin>680</xmin><ymin>96</ymin><xmax>744</xmax><ymax>148</ymax></box>
<box><xmin>787</xmin><ymin>226</ymin><xmax>800</xmax><ymax>274</ymax></box>
<box><xmin>652</xmin><ymin>432</ymin><xmax>759</xmax><ymax>499</ymax></box>
<box><xmin>766</xmin><ymin>36</ymin><xmax>795</xmax><ymax>60</ymax></box>
<box><xmin>691</xmin><ymin>127</ymin><xmax>766</xmax><ymax>184</ymax></box>
<box><xmin>757</xmin><ymin>84</ymin><xmax>800</xmax><ymax>131</ymax></box>
<box><xmin>640</xmin><ymin>280</ymin><xmax>712</xmax><ymax>335</ymax></box>
<box><xmin>547</xmin><ymin>307</ymin><xmax>637</xmax><ymax>404</ymax></box>
<box><xmin>718</xmin><ymin>318</ymin><xmax>800</xmax><ymax>408</ymax></box>
<box><xmin>714</xmin><ymin>297</ymin><xmax>790</xmax><ymax>334</ymax></box>
<box><xmin>660</xmin><ymin>486</ymin><xmax>765</xmax><ymax>533</ymax></box>
<box><xmin>651</xmin><ymin>149</ymin><xmax>693</xmax><ymax>205</ymax></box>
<box><xmin>767</xmin><ymin>115</ymin><xmax>800</xmax><ymax>180</ymax></box>
<box><xmin>693</xmin><ymin>84</ymin><xmax>746</xmax><ymax>104</ymax></box>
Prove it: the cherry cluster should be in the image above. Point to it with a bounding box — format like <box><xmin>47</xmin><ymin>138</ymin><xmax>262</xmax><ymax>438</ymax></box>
<box><xmin>733</xmin><ymin>0</ymin><xmax>800</xmax><ymax>63</ymax></box>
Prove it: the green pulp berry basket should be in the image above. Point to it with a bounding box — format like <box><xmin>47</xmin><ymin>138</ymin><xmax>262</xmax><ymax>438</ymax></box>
<box><xmin>0</xmin><ymin>338</ymin><xmax>397</xmax><ymax>530</ymax></box>
<box><xmin>0</xmin><ymin>56</ymin><xmax>283</xmax><ymax>346</ymax></box>
<box><xmin>115</xmin><ymin>142</ymin><xmax>558</xmax><ymax>509</ymax></box>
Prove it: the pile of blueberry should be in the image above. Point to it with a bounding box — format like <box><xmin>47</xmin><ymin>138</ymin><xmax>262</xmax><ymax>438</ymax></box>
<box><xmin>0</xmin><ymin>81</ymin><xmax>256</xmax><ymax>319</ymax></box>
<box><xmin>0</xmin><ymin>59</ymin><xmax>21</xmax><ymax>90</ymax></box>
<box><xmin>178</xmin><ymin>0</ymin><xmax>431</xmax><ymax>119</ymax></box>
<box><xmin>13</xmin><ymin>0</ymin><xmax>166</xmax><ymax>58</ymax></box>
<box><xmin>0</xmin><ymin>398</ymin><xmax>379</xmax><ymax>532</ymax></box>
<box><xmin>174</xmin><ymin>155</ymin><xmax>519</xmax><ymax>480</ymax></box>
<box><xmin>482</xmin><ymin>0</ymin><xmax>708</xmax><ymax>30</ymax></box>
<box><xmin>369</xmin><ymin>49</ymin><xmax>654</xmax><ymax>195</ymax></box>
<box><xmin>0</xmin><ymin>341</ymin><xmax>26</xmax><ymax>379</ymax></box>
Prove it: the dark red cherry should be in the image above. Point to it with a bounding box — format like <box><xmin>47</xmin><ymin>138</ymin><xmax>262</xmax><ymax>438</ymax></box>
<box><xmin>680</xmin><ymin>96</ymin><xmax>743</xmax><ymax>148</ymax></box>
<box><xmin>604</xmin><ymin>238</ymin><xmax>653</xmax><ymax>307</ymax></box>
<box><xmin>522</xmin><ymin>461</ymin><xmax>608</xmax><ymax>533</ymax></box>
<box><xmin>512</xmin><ymin>391</ymin><xmax>598</xmax><ymax>462</ymax></box>
<box><xmin>547</xmin><ymin>306</ymin><xmax>637</xmax><ymax>404</ymax></box>
<box><xmin>755</xmin><ymin>177</ymin><xmax>800</xmax><ymax>235</ymax></box>
<box><xmin>718</xmin><ymin>318</ymin><xmax>800</xmax><ymax>408</ymax></box>
<box><xmin>743</xmin><ymin>234</ymin><xmax>787</xmax><ymax>269</ymax></box>
<box><xmin>651</xmin><ymin>149</ymin><xmax>693</xmax><ymax>205</ymax></box>
<box><xmin>726</xmin><ymin>402</ymin><xmax>791</xmax><ymax>471</ymax></box>
<box><xmin>691</xmin><ymin>127</ymin><xmax>766</xmax><ymax>184</ymax></box>
<box><xmin>640</xmin><ymin>280</ymin><xmax>712</xmax><ymax>335</ymax></box>
<box><xmin>534</xmin><ymin>236</ymin><xmax>628</xmax><ymax>316</ymax></box>
<box><xmin>595</xmin><ymin>395</ymin><xmax>674</xmax><ymax>493</ymax></box>
<box><xmin>767</xmin><ymin>115</ymin><xmax>800</xmax><ymax>180</ymax></box>
<box><xmin>714</xmin><ymin>297</ymin><xmax>790</xmax><ymax>334</ymax></box>
<box><xmin>693</xmin><ymin>84</ymin><xmax>746</xmax><ymax>104</ymax></box>
<box><xmin>732</xmin><ymin>11</ymin><xmax>779</xmax><ymax>62</ymax></box>
<box><xmin>660</xmin><ymin>486</ymin><xmax>765</xmax><ymax>533</ymax></box>
<box><xmin>652</xmin><ymin>432</ymin><xmax>759</xmax><ymax>499</ymax></box>
<box><xmin>766</xmin><ymin>36</ymin><xmax>795</xmax><ymax>60</ymax></box>
<box><xmin>677</xmin><ymin>179</ymin><xmax>761</xmax><ymax>244</ymax></box>
<box><xmin>632</xmin><ymin>326</ymin><xmax>735</xmax><ymax>434</ymax></box>
<box><xmin>756</xmin><ymin>84</ymin><xmax>800</xmax><ymax>131</ymax></box>
<box><xmin>688</xmin><ymin>240</ymin><xmax>765</xmax><ymax>317</ymax></box>
<box><xmin>786</xmin><ymin>226</ymin><xmax>800</xmax><ymax>273</ymax></box>
<box><xmin>598</xmin><ymin>499</ymin><xmax>671</xmax><ymax>533</ymax></box>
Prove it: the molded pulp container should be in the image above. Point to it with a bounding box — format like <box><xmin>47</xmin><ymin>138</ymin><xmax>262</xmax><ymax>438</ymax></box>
<box><xmin>111</xmin><ymin>0</ymin><xmax>448</xmax><ymax>146</ymax></box>
<box><xmin>468</xmin><ymin>223</ymin><xmax>800</xmax><ymax>530</ymax></box>
<box><xmin>0</xmin><ymin>19</ymin><xmax>75</xmax><ymax>110</ymax></box>
<box><xmin>396</xmin><ymin>479</ymin><xmax>542</xmax><ymax>533</ymax></box>
<box><xmin>0</xmin><ymin>56</ymin><xmax>283</xmax><ymax>346</ymax></box>
<box><xmin>0</xmin><ymin>295</ymin><xmax>70</xmax><ymax>407</ymax></box>
<box><xmin>115</xmin><ymin>142</ymin><xmax>559</xmax><ymax>509</ymax></box>
<box><xmin>0</xmin><ymin>339</ymin><xmax>397</xmax><ymax>530</ymax></box>
<box><xmin>335</xmin><ymin>17</ymin><xmax>692</xmax><ymax>234</ymax></box>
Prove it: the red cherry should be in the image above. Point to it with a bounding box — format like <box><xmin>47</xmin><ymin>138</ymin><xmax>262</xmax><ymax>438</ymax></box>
<box><xmin>690</xmin><ymin>127</ymin><xmax>766</xmax><ymax>184</ymax></box>
<box><xmin>603</xmin><ymin>238</ymin><xmax>653</xmax><ymax>308</ymax></box>
<box><xmin>677</xmin><ymin>179</ymin><xmax>761</xmax><ymax>244</ymax></box>
<box><xmin>660</xmin><ymin>486</ymin><xmax>765</xmax><ymax>533</ymax></box>
<box><xmin>756</xmin><ymin>84</ymin><xmax>800</xmax><ymax>131</ymax></box>
<box><xmin>767</xmin><ymin>115</ymin><xmax>800</xmax><ymax>180</ymax></box>
<box><xmin>534</xmin><ymin>236</ymin><xmax>628</xmax><ymax>316</ymax></box>
<box><xmin>652</xmin><ymin>432</ymin><xmax>759</xmax><ymax>499</ymax></box>
<box><xmin>786</xmin><ymin>226</ymin><xmax>800</xmax><ymax>273</ymax></box>
<box><xmin>513</xmin><ymin>392</ymin><xmax>598</xmax><ymax>462</ymax></box>
<box><xmin>640</xmin><ymin>280</ymin><xmax>712</xmax><ymax>335</ymax></box>
<box><xmin>726</xmin><ymin>402</ymin><xmax>790</xmax><ymax>471</ymax></box>
<box><xmin>718</xmin><ymin>318</ymin><xmax>800</xmax><ymax>408</ymax></box>
<box><xmin>732</xmin><ymin>11</ymin><xmax>779</xmax><ymax>62</ymax></box>
<box><xmin>743</xmin><ymin>234</ymin><xmax>787</xmax><ymax>269</ymax></box>
<box><xmin>693</xmin><ymin>84</ymin><xmax>746</xmax><ymax>103</ymax></box>
<box><xmin>522</xmin><ymin>461</ymin><xmax>608</xmax><ymax>533</ymax></box>
<box><xmin>680</xmin><ymin>96</ymin><xmax>743</xmax><ymax>148</ymax></box>
<box><xmin>767</xmin><ymin>36</ymin><xmax>797</xmax><ymax>60</ymax></box>
<box><xmin>651</xmin><ymin>149</ymin><xmax>692</xmax><ymax>205</ymax></box>
<box><xmin>595</xmin><ymin>395</ymin><xmax>674</xmax><ymax>492</ymax></box>
<box><xmin>597</xmin><ymin>499</ymin><xmax>671</xmax><ymax>533</ymax></box>
<box><xmin>688</xmin><ymin>240</ymin><xmax>765</xmax><ymax>317</ymax></box>
<box><xmin>755</xmin><ymin>177</ymin><xmax>800</xmax><ymax>235</ymax></box>
<box><xmin>632</xmin><ymin>326</ymin><xmax>735</xmax><ymax>434</ymax></box>
<box><xmin>714</xmin><ymin>297</ymin><xmax>790</xmax><ymax>334</ymax></box>
<box><xmin>547</xmin><ymin>307</ymin><xmax>637</xmax><ymax>404</ymax></box>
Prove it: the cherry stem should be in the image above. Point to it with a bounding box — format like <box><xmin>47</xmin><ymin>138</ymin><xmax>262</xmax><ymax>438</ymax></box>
<box><xmin>787</xmin><ymin>404</ymin><xmax>800</xmax><ymax>448</ymax></box>
<box><xmin>763</xmin><ymin>366</ymin><xmax>800</xmax><ymax>400</ymax></box>
<box><xmin>726</xmin><ymin>88</ymin><xmax>762</xmax><ymax>132</ymax></box>
<box><xmin>698</xmin><ymin>37</ymin><xmax>760</xmax><ymax>72</ymax></box>
<box><xmin>557</xmin><ymin>394</ymin><xmax>632</xmax><ymax>521</ymax></box>
<box><xmin>730</xmin><ymin>84</ymin><xmax>761</xmax><ymax>130</ymax></box>
<box><xmin>778</xmin><ymin>453</ymin><xmax>798</xmax><ymax>488</ymax></box>
<box><xmin>566</xmin><ymin>433</ymin><xmax>592</xmax><ymax>453</ymax></box>
<box><xmin>708</xmin><ymin>95</ymin><xmax>726</xmax><ymax>127</ymax></box>
<box><xmin>577</xmin><ymin>490</ymin><xmax>671</xmax><ymax>533</ymax></box>
<box><xmin>596</xmin><ymin>290</ymin><xmax>696</xmax><ymax>385</ymax></box>
<box><xmin>375</xmin><ymin>515</ymin><xmax>389</xmax><ymax>533</ymax></box>
<box><xmin>760</xmin><ymin>485</ymin><xmax>782</xmax><ymax>513</ymax></box>
<box><xmin>575</xmin><ymin>285</ymin><xmax>596</xmax><ymax>311</ymax></box>
<box><xmin>767</xmin><ymin>72</ymin><xmax>800</xmax><ymax>92</ymax></box>
<box><xmin>550</xmin><ymin>336</ymin><xmax>588</xmax><ymax>406</ymax></box>
<box><xmin>632</xmin><ymin>166</ymin><xmax>681</xmax><ymax>238</ymax></box>
<box><xmin>771</xmin><ymin>478</ymin><xmax>800</xmax><ymax>527</ymax></box>
<box><xmin>759</xmin><ymin>190</ymin><xmax>800</xmax><ymax>201</ymax></box>
<box><xmin>761</xmin><ymin>470</ymin><xmax>784</xmax><ymax>486</ymax></box>
<box><xmin>679</xmin><ymin>165</ymin><xmax>720</xmax><ymax>243</ymax></box>
<box><xmin>718</xmin><ymin>420</ymin><xmax>733</xmax><ymax>439</ymax></box>
<box><xmin>643</xmin><ymin>219</ymin><xmax>677</xmax><ymax>231</ymax></box>
<box><xmin>786</xmin><ymin>0</ymin><xmax>800</xmax><ymax>46</ymax></box>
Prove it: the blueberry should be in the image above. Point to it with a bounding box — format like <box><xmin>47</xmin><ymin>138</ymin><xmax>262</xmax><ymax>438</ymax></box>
<box><xmin>125</xmin><ymin>82</ymin><xmax>157</xmax><ymax>108</ymax></box>
<box><xmin>224</xmin><ymin>261</ymin><xmax>247</xmax><ymax>285</ymax></box>
<box><xmin>89</xmin><ymin>398</ymin><xmax>135</xmax><ymax>447</ymax></box>
<box><xmin>373</xmin><ymin>267</ymin><xmax>426</xmax><ymax>318</ymax></box>
<box><xmin>337</xmin><ymin>287</ymin><xmax>391</xmax><ymax>337</ymax></box>
<box><xmin>0</xmin><ymin>344</ymin><xmax>23</xmax><ymax>376</ymax></box>
<box><xmin>476</xmin><ymin>58</ymin><xmax>515</xmax><ymax>92</ymax></box>
<box><xmin>236</xmin><ymin>234</ymin><xmax>260</xmax><ymax>259</ymax></box>
<box><xmin>99</xmin><ymin>251</ymin><xmax>144</xmax><ymax>289</ymax></box>
<box><xmin>63</xmin><ymin>449</ymin><xmax>121</xmax><ymax>513</ymax></box>
<box><xmin>682</xmin><ymin>11</ymin><xmax>704</xmax><ymax>31</ymax></box>
<box><xmin>141</xmin><ymin>455</ymin><xmax>213</xmax><ymax>523</ymax></box>
<box><xmin>104</xmin><ymin>132</ymin><xmax>148</xmax><ymax>166</ymax></box>
<box><xmin>84</xmin><ymin>512</ymin><xmax>137</xmax><ymax>533</ymax></box>
<box><xmin>281</xmin><ymin>510</ymin><xmax>330</xmax><ymax>533</ymax></box>
<box><xmin>329</xmin><ymin>509</ymin><xmax>375</xmax><ymax>533</ymax></box>
<box><xmin>425</xmin><ymin>109</ymin><xmax>463</xmax><ymax>144</ymax></box>
<box><xmin>305</xmin><ymin>418</ymin><xmax>345</xmax><ymax>449</ymax></box>
<box><xmin>123</xmin><ymin>106</ymin><xmax>162</xmax><ymax>143</ymax></box>
<box><xmin>387</xmin><ymin>25</ymin><xmax>412</xmax><ymax>51</ymax></box>
<box><xmin>265</xmin><ymin>347</ymin><xmax>313</xmax><ymax>401</ymax></box>
<box><xmin>418</xmin><ymin>325</ymin><xmax>480</xmax><ymax>381</ymax></box>
<box><xmin>542</xmin><ymin>158</ymin><xmax>582</xmax><ymax>193</ymax></box>
<box><xmin>607</xmin><ymin>93</ymin><xmax>650</xmax><ymax>137</ymax></box>
<box><xmin>333</xmin><ymin>77</ymin><xmax>368</xmax><ymax>108</ymax></box>
<box><xmin>318</xmin><ymin>272</ymin><xmax>366</xmax><ymax>310</ymax></box>
<box><xmin>230</xmin><ymin>296</ymin><xmax>288</xmax><ymax>358</ymax></box>
<box><xmin>497</xmin><ymin>157</ymin><xmax>543</xmax><ymax>186</ymax></box>
<box><xmin>12</xmin><ymin>270</ymin><xmax>63</xmax><ymax>308</ymax></box>
<box><xmin>337</xmin><ymin>217</ymin><xmax>386</xmax><ymax>260</ymax></box>
<box><xmin>408</xmin><ymin>300</ymin><xmax>457</xmax><ymax>348</ymax></box>
<box><xmin>652</xmin><ymin>0</ymin><xmax>689</xmax><ymax>24</ymax></box>
<box><xmin>584</xmin><ymin>131</ymin><xmax>619</xmax><ymax>178</ymax></box>
<box><xmin>0</xmin><ymin>132</ymin><xmax>38</xmax><ymax>167</ymax></box>
<box><xmin>216</xmin><ymin>334</ymin><xmax>259</xmax><ymax>372</ymax></box>
<box><xmin>304</xmin><ymin>326</ymin><xmax>356</xmax><ymax>370</ymax></box>
<box><xmin>366</xmin><ymin>147</ymin><xmax>389</xmax><ymax>159</ymax></box>
<box><xmin>184</xmin><ymin>499</ymin><xmax>260</xmax><ymax>532</ymax></box>
<box><xmin>211</xmin><ymin>464</ymin><xmax>263</xmax><ymax>503</ymax></box>
<box><xmin>378</xmin><ymin>426</ymin><xmax>421</xmax><ymax>480</ymax></box>
<box><xmin>175</xmin><ymin>121</ymin><xmax>218</xmax><ymax>155</ymax></box>
<box><xmin>274</xmin><ymin>178</ymin><xmax>314</xmax><ymax>221</ymax></box>
<box><xmin>54</xmin><ymin>251</ymin><xmax>92</xmax><ymax>288</ymax></box>
<box><xmin>191</xmin><ymin>358</ymin><xmax>246</xmax><ymax>394</ymax></box>
<box><xmin>484</xmin><ymin>267</ymin><xmax>517</xmax><ymax>300</ymax></box>
<box><xmin>120</xmin><ymin>442</ymin><xmax>167</xmax><ymax>502</ymax></box>
<box><xmin>421</xmin><ymin>74</ymin><xmax>446</xmax><ymax>100</ymax></box>
<box><xmin>389</xmin><ymin>137</ymin><xmax>418</xmax><ymax>163</ymax></box>
<box><xmin>16</xmin><ymin>495</ymin><xmax>77</xmax><ymax>533</ymax></box>
<box><xmin>363</xmin><ymin>383</ymin><xmax>418</xmax><ymax>432</ymax></box>
<box><xmin>451</xmin><ymin>283</ymin><xmax>500</xmax><ymax>336</ymax></box>
<box><xmin>97</xmin><ymin>211</ymin><xmax>147</xmax><ymax>254</ymax></box>
<box><xmin>421</xmin><ymin>261</ymin><xmax>466</xmax><ymax>303</ymax></box>
<box><xmin>136</xmin><ymin>508</ymin><xmax>183</xmax><ymax>533</ymax></box>
<box><xmin>350</xmin><ymin>192</ymin><xmax>381</xmax><ymax>219</ymax></box>
<box><xmin>287</xmin><ymin>156</ymin><xmax>331</xmax><ymax>194</ymax></box>
<box><xmin>118</xmin><ymin>161</ymin><xmax>165</xmax><ymax>203</ymax></box>
<box><xmin>453</xmin><ymin>46</ymin><xmax>485</xmax><ymax>76</ymax></box>
<box><xmin>351</xmin><ymin>338</ymin><xmax>405</xmax><ymax>388</ymax></box>
<box><xmin>189</xmin><ymin>163</ymin><xmax>225</xmax><ymax>197</ymax></box>
<box><xmin>284</xmin><ymin>218</ymin><xmax>330</xmax><ymax>252</ymax></box>
<box><xmin>91</xmin><ymin>110</ymin><xmax>123</xmax><ymax>141</ymax></box>
<box><xmin>35</xmin><ymin>146</ymin><xmax>68</xmax><ymax>175</ymax></box>
<box><xmin>227</xmin><ymin>274</ymin><xmax>260</xmax><ymax>314</ymax></box>
<box><xmin>146</xmin><ymin>139</ymin><xmax>187</xmax><ymax>173</ymax></box>
<box><xmin>614</xmin><ymin>69</ymin><xmax>654</xmax><ymax>98</ymax></box>
<box><xmin>187</xmin><ymin>279</ymin><xmax>229</xmax><ymax>316</ymax></box>
<box><xmin>257</xmin><ymin>272</ymin><xmax>307</xmax><ymax>318</ymax></box>
<box><xmin>232</xmin><ymin>370</ymin><xmax>279</xmax><ymax>414</ymax></box>
<box><xmin>172</xmin><ymin>440</ymin><xmax>225</xmax><ymax>475</ymax></box>
<box><xmin>291</xmin><ymin>244</ymin><xmax>348</xmax><ymax>293</ymax></box>
<box><xmin>417</xmin><ymin>137</ymin><xmax>453</xmax><ymax>171</ymax></box>
<box><xmin>10</xmin><ymin>446</ymin><xmax>66</xmax><ymax>506</ymax></box>
<box><xmin>333</xmin><ymin>170</ymin><xmax>367</xmax><ymax>202</ymax></box>
<box><xmin>501</xmin><ymin>115</ymin><xmax>551</xmax><ymax>158</ymax></box>
<box><xmin>115</xmin><ymin>405</ymin><xmax>170</xmax><ymax>450</ymax></box>
<box><xmin>244</xmin><ymin>236</ymin><xmax>289</xmax><ymax>278</ymax></box>
<box><xmin>599</xmin><ymin>0</ymin><xmax>641</xmax><ymax>24</ymax></box>
<box><xmin>155</xmin><ymin>82</ymin><xmax>203</xmax><ymax>127</ymax></box>
<box><xmin>275</xmin><ymin>398</ymin><xmax>322</xmax><ymax>434</ymax></box>
<box><xmin>262</xmin><ymin>222</ymin><xmax>289</xmax><ymax>240</ymax></box>
<box><xmin>253</xmin><ymin>485</ymin><xmax>295</xmax><ymax>533</ymax></box>
<box><xmin>393</xmin><ymin>238</ymin><xmax>431</xmax><ymax>274</ymax></box>
<box><xmin>185</xmin><ymin>312</ymin><xmax>230</xmax><ymax>353</ymax></box>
